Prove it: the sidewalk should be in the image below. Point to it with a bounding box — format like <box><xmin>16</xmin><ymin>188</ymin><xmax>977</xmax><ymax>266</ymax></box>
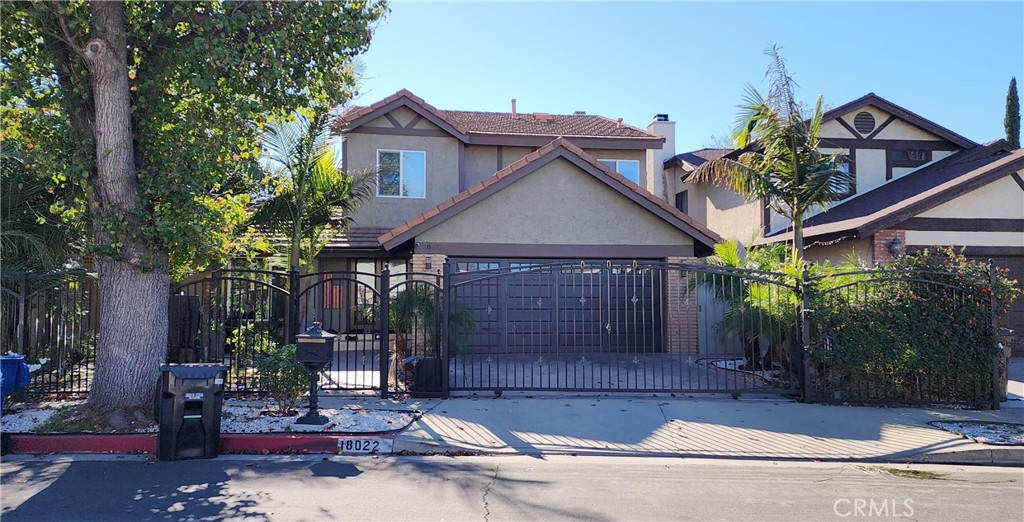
<box><xmin>318</xmin><ymin>392</ymin><xmax>1024</xmax><ymax>466</ymax></box>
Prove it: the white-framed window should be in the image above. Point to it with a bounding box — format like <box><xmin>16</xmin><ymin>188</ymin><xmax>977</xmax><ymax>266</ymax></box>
<box><xmin>598</xmin><ymin>159</ymin><xmax>641</xmax><ymax>185</ymax></box>
<box><xmin>377</xmin><ymin>150</ymin><xmax>426</xmax><ymax>198</ymax></box>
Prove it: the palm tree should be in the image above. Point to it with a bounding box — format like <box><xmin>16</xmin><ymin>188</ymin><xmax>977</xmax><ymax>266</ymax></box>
<box><xmin>690</xmin><ymin>45</ymin><xmax>852</xmax><ymax>264</ymax></box>
<box><xmin>249</xmin><ymin>110</ymin><xmax>373</xmax><ymax>272</ymax></box>
<box><xmin>0</xmin><ymin>142</ymin><xmax>79</xmax><ymax>274</ymax></box>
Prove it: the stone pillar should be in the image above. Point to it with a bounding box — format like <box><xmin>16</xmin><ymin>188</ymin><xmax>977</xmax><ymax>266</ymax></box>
<box><xmin>871</xmin><ymin>229</ymin><xmax>906</xmax><ymax>265</ymax></box>
<box><xmin>664</xmin><ymin>256</ymin><xmax>698</xmax><ymax>354</ymax></box>
<box><xmin>408</xmin><ymin>253</ymin><xmax>446</xmax><ymax>285</ymax></box>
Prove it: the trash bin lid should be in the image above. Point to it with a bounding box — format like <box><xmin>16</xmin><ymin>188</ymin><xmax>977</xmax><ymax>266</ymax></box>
<box><xmin>159</xmin><ymin>364</ymin><xmax>229</xmax><ymax>379</ymax></box>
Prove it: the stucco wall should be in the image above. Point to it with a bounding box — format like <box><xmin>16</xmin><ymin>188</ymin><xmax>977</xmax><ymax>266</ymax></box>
<box><xmin>918</xmin><ymin>175</ymin><xmax>1024</xmax><ymax>219</ymax></box>
<box><xmin>819</xmin><ymin>120</ymin><xmax>857</xmax><ymax>140</ymax></box>
<box><xmin>418</xmin><ymin>157</ymin><xmax>694</xmax><ymax>247</ymax></box>
<box><xmin>464</xmin><ymin>145</ymin><xmax>497</xmax><ymax>187</ymax></box>
<box><xmin>905</xmin><ymin>231</ymin><xmax>1024</xmax><ymax>248</ymax></box>
<box><xmin>345</xmin><ymin>131</ymin><xmax>461</xmax><ymax>228</ymax></box>
<box><xmin>855</xmin><ymin>148</ymin><xmax>888</xmax><ymax>194</ymax></box>
<box><xmin>803</xmin><ymin>238</ymin><xmax>873</xmax><ymax>265</ymax></box>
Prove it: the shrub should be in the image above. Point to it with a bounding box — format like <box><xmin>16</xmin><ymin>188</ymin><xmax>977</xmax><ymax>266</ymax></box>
<box><xmin>254</xmin><ymin>344</ymin><xmax>308</xmax><ymax>414</ymax></box>
<box><xmin>809</xmin><ymin>247</ymin><xmax>1021</xmax><ymax>404</ymax></box>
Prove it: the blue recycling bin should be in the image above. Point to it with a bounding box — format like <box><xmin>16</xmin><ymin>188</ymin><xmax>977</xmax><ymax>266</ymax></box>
<box><xmin>1</xmin><ymin>355</ymin><xmax>32</xmax><ymax>407</ymax></box>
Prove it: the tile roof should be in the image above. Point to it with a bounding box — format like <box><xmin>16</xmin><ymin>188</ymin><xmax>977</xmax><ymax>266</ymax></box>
<box><xmin>438</xmin><ymin>110</ymin><xmax>656</xmax><ymax>139</ymax></box>
<box><xmin>322</xmin><ymin>227</ymin><xmax>391</xmax><ymax>250</ymax></box>
<box><xmin>377</xmin><ymin>137</ymin><xmax>722</xmax><ymax>251</ymax></box>
<box><xmin>757</xmin><ymin>141</ymin><xmax>1024</xmax><ymax>244</ymax></box>
<box><xmin>337</xmin><ymin>89</ymin><xmax>659</xmax><ymax>141</ymax></box>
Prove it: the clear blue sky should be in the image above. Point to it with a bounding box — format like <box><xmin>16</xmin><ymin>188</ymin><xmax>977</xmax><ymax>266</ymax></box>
<box><xmin>352</xmin><ymin>1</ymin><xmax>1024</xmax><ymax>153</ymax></box>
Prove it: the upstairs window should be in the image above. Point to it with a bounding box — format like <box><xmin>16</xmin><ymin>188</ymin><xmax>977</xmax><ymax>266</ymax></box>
<box><xmin>835</xmin><ymin>158</ymin><xmax>856</xmax><ymax>199</ymax></box>
<box><xmin>599</xmin><ymin>159</ymin><xmax>641</xmax><ymax>185</ymax></box>
<box><xmin>674</xmin><ymin>190</ymin><xmax>689</xmax><ymax>214</ymax></box>
<box><xmin>377</xmin><ymin>150</ymin><xmax>426</xmax><ymax>198</ymax></box>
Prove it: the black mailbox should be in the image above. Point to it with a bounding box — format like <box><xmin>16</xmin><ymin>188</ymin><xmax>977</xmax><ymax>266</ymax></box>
<box><xmin>294</xmin><ymin>322</ymin><xmax>335</xmax><ymax>425</ymax></box>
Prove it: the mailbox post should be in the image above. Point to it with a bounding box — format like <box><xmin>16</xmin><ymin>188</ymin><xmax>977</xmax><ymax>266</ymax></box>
<box><xmin>295</xmin><ymin>322</ymin><xmax>335</xmax><ymax>425</ymax></box>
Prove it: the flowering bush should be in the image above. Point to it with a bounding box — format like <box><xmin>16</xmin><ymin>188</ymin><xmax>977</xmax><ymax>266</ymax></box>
<box><xmin>809</xmin><ymin>247</ymin><xmax>1021</xmax><ymax>404</ymax></box>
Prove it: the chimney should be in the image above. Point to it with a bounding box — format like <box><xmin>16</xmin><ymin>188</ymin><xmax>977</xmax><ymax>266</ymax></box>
<box><xmin>646</xmin><ymin>113</ymin><xmax>676</xmax><ymax>201</ymax></box>
<box><xmin>511</xmin><ymin>98</ymin><xmax>517</xmax><ymax>117</ymax></box>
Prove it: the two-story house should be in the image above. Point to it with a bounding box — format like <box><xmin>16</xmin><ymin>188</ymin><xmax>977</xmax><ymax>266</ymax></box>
<box><xmin>664</xmin><ymin>93</ymin><xmax>1024</xmax><ymax>336</ymax></box>
<box><xmin>319</xmin><ymin>89</ymin><xmax>720</xmax><ymax>350</ymax></box>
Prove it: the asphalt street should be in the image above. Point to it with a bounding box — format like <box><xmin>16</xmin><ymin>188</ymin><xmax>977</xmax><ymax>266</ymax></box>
<box><xmin>2</xmin><ymin>455</ymin><xmax>1022</xmax><ymax>521</ymax></box>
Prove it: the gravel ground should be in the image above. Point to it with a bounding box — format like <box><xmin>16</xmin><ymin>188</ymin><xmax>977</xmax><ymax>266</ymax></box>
<box><xmin>928</xmin><ymin>420</ymin><xmax>1024</xmax><ymax>445</ymax></box>
<box><xmin>0</xmin><ymin>399</ymin><xmax>416</xmax><ymax>435</ymax></box>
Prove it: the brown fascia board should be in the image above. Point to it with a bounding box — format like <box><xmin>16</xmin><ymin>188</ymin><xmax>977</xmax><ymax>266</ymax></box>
<box><xmin>858</xmin><ymin>150</ymin><xmax>1024</xmax><ymax>236</ymax></box>
<box><xmin>339</xmin><ymin>92</ymin><xmax>470</xmax><ymax>142</ymax></box>
<box><xmin>379</xmin><ymin>138</ymin><xmax>721</xmax><ymax>251</ymax></box>
<box><xmin>465</xmin><ymin>133</ymin><xmax>664</xmax><ymax>150</ymax></box>
<box><xmin>820</xmin><ymin>93</ymin><xmax>976</xmax><ymax>149</ymax></box>
<box><xmin>756</xmin><ymin>147</ymin><xmax>1024</xmax><ymax>245</ymax></box>
<box><xmin>337</xmin><ymin>89</ymin><xmax>663</xmax><ymax>150</ymax></box>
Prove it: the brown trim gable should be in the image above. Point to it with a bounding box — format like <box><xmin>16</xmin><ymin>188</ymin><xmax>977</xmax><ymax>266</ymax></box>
<box><xmin>819</xmin><ymin>93</ymin><xmax>976</xmax><ymax>149</ymax></box>
<box><xmin>341</xmin><ymin>94</ymin><xmax>470</xmax><ymax>142</ymax></box>
<box><xmin>378</xmin><ymin>138</ymin><xmax>722</xmax><ymax>252</ymax></box>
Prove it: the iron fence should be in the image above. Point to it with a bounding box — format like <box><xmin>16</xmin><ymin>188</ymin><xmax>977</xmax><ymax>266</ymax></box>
<box><xmin>1</xmin><ymin>271</ymin><xmax>99</xmax><ymax>396</ymax></box>
<box><xmin>0</xmin><ymin>260</ymin><xmax>1004</xmax><ymax>408</ymax></box>
<box><xmin>805</xmin><ymin>267</ymin><xmax>999</xmax><ymax>408</ymax></box>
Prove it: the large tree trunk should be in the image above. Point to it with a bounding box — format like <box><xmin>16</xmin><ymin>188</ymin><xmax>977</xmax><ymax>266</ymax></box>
<box><xmin>83</xmin><ymin>2</ymin><xmax>169</xmax><ymax>413</ymax></box>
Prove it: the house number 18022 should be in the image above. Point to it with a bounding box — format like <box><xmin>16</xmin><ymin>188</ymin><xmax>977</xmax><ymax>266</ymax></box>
<box><xmin>337</xmin><ymin>438</ymin><xmax>392</xmax><ymax>454</ymax></box>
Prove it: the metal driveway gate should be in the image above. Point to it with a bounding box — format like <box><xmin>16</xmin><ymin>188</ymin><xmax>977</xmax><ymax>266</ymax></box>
<box><xmin>446</xmin><ymin>259</ymin><xmax>802</xmax><ymax>395</ymax></box>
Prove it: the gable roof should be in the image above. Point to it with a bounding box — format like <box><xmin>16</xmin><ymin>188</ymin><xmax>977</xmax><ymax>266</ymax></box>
<box><xmin>820</xmin><ymin>93</ymin><xmax>976</xmax><ymax>149</ymax></box>
<box><xmin>336</xmin><ymin>89</ymin><xmax>470</xmax><ymax>140</ymax></box>
<box><xmin>377</xmin><ymin>137</ymin><xmax>722</xmax><ymax>252</ymax></box>
<box><xmin>757</xmin><ymin>141</ymin><xmax>1024</xmax><ymax>245</ymax></box>
<box><xmin>664</xmin><ymin>148</ymin><xmax>732</xmax><ymax>170</ymax></box>
<box><xmin>336</xmin><ymin>89</ymin><xmax>663</xmax><ymax>147</ymax></box>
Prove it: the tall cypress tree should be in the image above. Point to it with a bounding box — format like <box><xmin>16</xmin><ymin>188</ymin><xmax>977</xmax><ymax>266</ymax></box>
<box><xmin>1006</xmin><ymin>77</ymin><xmax>1020</xmax><ymax>148</ymax></box>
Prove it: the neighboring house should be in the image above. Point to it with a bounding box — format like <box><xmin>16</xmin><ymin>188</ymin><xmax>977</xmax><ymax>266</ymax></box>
<box><xmin>320</xmin><ymin>89</ymin><xmax>720</xmax><ymax>348</ymax></box>
<box><xmin>664</xmin><ymin>93</ymin><xmax>1024</xmax><ymax>335</ymax></box>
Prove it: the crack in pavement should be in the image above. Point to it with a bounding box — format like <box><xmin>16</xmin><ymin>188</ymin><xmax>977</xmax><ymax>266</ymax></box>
<box><xmin>482</xmin><ymin>464</ymin><xmax>499</xmax><ymax>522</ymax></box>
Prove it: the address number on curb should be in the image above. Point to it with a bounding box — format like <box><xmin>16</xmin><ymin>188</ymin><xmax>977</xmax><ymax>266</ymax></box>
<box><xmin>337</xmin><ymin>437</ymin><xmax>393</xmax><ymax>454</ymax></box>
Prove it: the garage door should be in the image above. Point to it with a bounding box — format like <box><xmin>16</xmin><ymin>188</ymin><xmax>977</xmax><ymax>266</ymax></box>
<box><xmin>970</xmin><ymin>256</ymin><xmax>1024</xmax><ymax>339</ymax></box>
<box><xmin>450</xmin><ymin>258</ymin><xmax>663</xmax><ymax>354</ymax></box>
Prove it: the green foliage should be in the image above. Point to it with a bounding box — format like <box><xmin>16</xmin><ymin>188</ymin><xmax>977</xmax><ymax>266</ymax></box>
<box><xmin>1006</xmin><ymin>77</ymin><xmax>1020</xmax><ymax>148</ymax></box>
<box><xmin>254</xmin><ymin>343</ymin><xmax>308</xmax><ymax>414</ymax></box>
<box><xmin>366</xmin><ymin>285</ymin><xmax>475</xmax><ymax>356</ymax></box>
<box><xmin>809</xmin><ymin>247</ymin><xmax>1021</xmax><ymax>404</ymax></box>
<box><xmin>692</xmin><ymin>241</ymin><xmax>800</xmax><ymax>373</ymax></box>
<box><xmin>689</xmin><ymin>45</ymin><xmax>852</xmax><ymax>262</ymax></box>
<box><xmin>249</xmin><ymin>111</ymin><xmax>374</xmax><ymax>272</ymax></box>
<box><xmin>1</xmin><ymin>1</ymin><xmax>388</xmax><ymax>278</ymax></box>
<box><xmin>0</xmin><ymin>141</ymin><xmax>83</xmax><ymax>275</ymax></box>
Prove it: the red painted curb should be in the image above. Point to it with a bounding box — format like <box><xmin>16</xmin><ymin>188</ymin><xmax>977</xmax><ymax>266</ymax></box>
<box><xmin>11</xmin><ymin>434</ymin><xmax>156</xmax><ymax>454</ymax></box>
<box><xmin>8</xmin><ymin>432</ymin><xmax>397</xmax><ymax>455</ymax></box>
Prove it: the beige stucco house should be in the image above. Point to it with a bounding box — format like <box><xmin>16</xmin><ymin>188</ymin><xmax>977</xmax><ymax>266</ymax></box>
<box><xmin>315</xmin><ymin>89</ymin><xmax>719</xmax><ymax>347</ymax></box>
<box><xmin>663</xmin><ymin>93</ymin><xmax>1024</xmax><ymax>336</ymax></box>
<box><xmin>324</xmin><ymin>89</ymin><xmax>718</xmax><ymax>273</ymax></box>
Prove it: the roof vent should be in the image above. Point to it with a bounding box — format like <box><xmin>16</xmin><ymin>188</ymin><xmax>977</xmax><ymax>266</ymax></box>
<box><xmin>854</xmin><ymin>111</ymin><xmax>876</xmax><ymax>134</ymax></box>
<box><xmin>574</xmin><ymin>111</ymin><xmax>586</xmax><ymax>115</ymax></box>
<box><xmin>616</xmin><ymin>118</ymin><xmax>623</xmax><ymax>128</ymax></box>
<box><xmin>655</xmin><ymin>114</ymin><xmax>669</xmax><ymax>122</ymax></box>
<box><xmin>532</xmin><ymin>112</ymin><xmax>553</xmax><ymax>122</ymax></box>
<box><xmin>511</xmin><ymin>98</ymin><xmax>517</xmax><ymax>117</ymax></box>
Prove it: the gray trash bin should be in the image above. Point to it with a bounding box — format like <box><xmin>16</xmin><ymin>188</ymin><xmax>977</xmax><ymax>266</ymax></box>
<box><xmin>157</xmin><ymin>364</ymin><xmax>229</xmax><ymax>461</ymax></box>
